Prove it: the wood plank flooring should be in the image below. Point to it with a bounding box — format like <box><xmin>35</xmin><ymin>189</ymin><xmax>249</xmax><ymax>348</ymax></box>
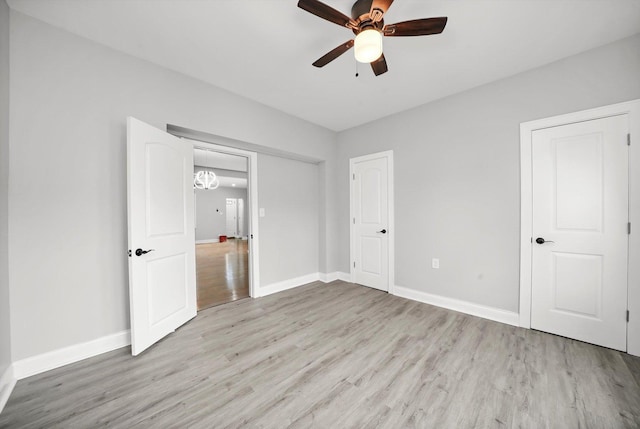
<box><xmin>1</xmin><ymin>281</ymin><xmax>639</xmax><ymax>428</ymax></box>
<box><xmin>196</xmin><ymin>239</ymin><xmax>249</xmax><ymax>311</ymax></box>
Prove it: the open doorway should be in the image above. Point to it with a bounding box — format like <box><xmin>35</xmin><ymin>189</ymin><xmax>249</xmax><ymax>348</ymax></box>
<box><xmin>193</xmin><ymin>148</ymin><xmax>250</xmax><ymax>310</ymax></box>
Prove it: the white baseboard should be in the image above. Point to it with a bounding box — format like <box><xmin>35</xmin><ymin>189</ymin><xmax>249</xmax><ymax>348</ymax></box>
<box><xmin>12</xmin><ymin>330</ymin><xmax>131</xmax><ymax>380</ymax></box>
<box><xmin>318</xmin><ymin>272</ymin><xmax>353</xmax><ymax>283</ymax></box>
<box><xmin>259</xmin><ymin>271</ymin><xmax>355</xmax><ymax>297</ymax></box>
<box><xmin>393</xmin><ymin>285</ymin><xmax>520</xmax><ymax>327</ymax></box>
<box><xmin>196</xmin><ymin>239</ymin><xmax>220</xmax><ymax>244</ymax></box>
<box><xmin>319</xmin><ymin>272</ymin><xmax>337</xmax><ymax>283</ymax></box>
<box><xmin>336</xmin><ymin>271</ymin><xmax>351</xmax><ymax>282</ymax></box>
<box><xmin>0</xmin><ymin>364</ymin><xmax>16</xmax><ymax>414</ymax></box>
<box><xmin>258</xmin><ymin>273</ymin><xmax>321</xmax><ymax>297</ymax></box>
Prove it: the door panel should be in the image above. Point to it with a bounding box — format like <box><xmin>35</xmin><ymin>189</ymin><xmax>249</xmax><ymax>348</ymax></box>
<box><xmin>353</xmin><ymin>155</ymin><xmax>389</xmax><ymax>291</ymax></box>
<box><xmin>127</xmin><ymin>117</ymin><xmax>197</xmax><ymax>356</ymax></box>
<box><xmin>147</xmin><ymin>254</ymin><xmax>188</xmax><ymax>325</ymax></box>
<box><xmin>147</xmin><ymin>143</ymin><xmax>187</xmax><ymax>236</ymax></box>
<box><xmin>531</xmin><ymin>115</ymin><xmax>628</xmax><ymax>351</ymax></box>
<box><xmin>553</xmin><ymin>252</ymin><xmax>601</xmax><ymax>318</ymax></box>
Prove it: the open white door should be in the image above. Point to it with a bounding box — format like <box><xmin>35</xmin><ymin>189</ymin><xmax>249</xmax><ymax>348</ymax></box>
<box><xmin>127</xmin><ymin>117</ymin><xmax>197</xmax><ymax>356</ymax></box>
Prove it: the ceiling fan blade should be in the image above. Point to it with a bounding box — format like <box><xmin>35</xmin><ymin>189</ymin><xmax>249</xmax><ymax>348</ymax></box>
<box><xmin>369</xmin><ymin>0</ymin><xmax>394</xmax><ymax>22</ymax></box>
<box><xmin>383</xmin><ymin>17</ymin><xmax>448</xmax><ymax>37</ymax></box>
<box><xmin>370</xmin><ymin>53</ymin><xmax>388</xmax><ymax>76</ymax></box>
<box><xmin>298</xmin><ymin>0</ymin><xmax>356</xmax><ymax>29</ymax></box>
<box><xmin>312</xmin><ymin>40</ymin><xmax>355</xmax><ymax>67</ymax></box>
<box><xmin>371</xmin><ymin>0</ymin><xmax>394</xmax><ymax>15</ymax></box>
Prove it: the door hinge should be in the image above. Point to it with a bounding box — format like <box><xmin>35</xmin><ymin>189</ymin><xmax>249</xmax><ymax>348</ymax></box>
<box><xmin>353</xmin><ymin>261</ymin><xmax>356</xmax><ymax>268</ymax></box>
<box><xmin>628</xmin><ymin>133</ymin><xmax>631</xmax><ymax>146</ymax></box>
<box><xmin>352</xmin><ymin>173</ymin><xmax>355</xmax><ymax>180</ymax></box>
<box><xmin>627</xmin><ymin>310</ymin><xmax>630</xmax><ymax>322</ymax></box>
<box><xmin>629</xmin><ymin>222</ymin><xmax>632</xmax><ymax>235</ymax></box>
<box><xmin>353</xmin><ymin>217</ymin><xmax>355</xmax><ymax>224</ymax></box>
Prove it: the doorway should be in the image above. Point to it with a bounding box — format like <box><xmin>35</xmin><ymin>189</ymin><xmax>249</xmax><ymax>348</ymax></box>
<box><xmin>193</xmin><ymin>148</ymin><xmax>251</xmax><ymax>310</ymax></box>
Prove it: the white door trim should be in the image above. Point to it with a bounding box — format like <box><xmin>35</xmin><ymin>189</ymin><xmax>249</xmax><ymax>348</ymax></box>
<box><xmin>185</xmin><ymin>139</ymin><xmax>260</xmax><ymax>298</ymax></box>
<box><xmin>349</xmin><ymin>150</ymin><xmax>395</xmax><ymax>294</ymax></box>
<box><xmin>519</xmin><ymin>99</ymin><xmax>640</xmax><ymax>357</ymax></box>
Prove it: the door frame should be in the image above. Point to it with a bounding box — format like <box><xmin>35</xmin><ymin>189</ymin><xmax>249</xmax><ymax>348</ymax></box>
<box><xmin>349</xmin><ymin>150</ymin><xmax>395</xmax><ymax>293</ymax></box>
<box><xmin>187</xmin><ymin>139</ymin><xmax>260</xmax><ymax>299</ymax></box>
<box><xmin>519</xmin><ymin>99</ymin><xmax>640</xmax><ymax>356</ymax></box>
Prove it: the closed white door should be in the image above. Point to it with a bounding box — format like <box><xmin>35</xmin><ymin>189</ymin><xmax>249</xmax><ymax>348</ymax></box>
<box><xmin>351</xmin><ymin>153</ymin><xmax>391</xmax><ymax>291</ymax></box>
<box><xmin>127</xmin><ymin>117</ymin><xmax>197</xmax><ymax>356</ymax></box>
<box><xmin>531</xmin><ymin>115</ymin><xmax>629</xmax><ymax>351</ymax></box>
<box><xmin>226</xmin><ymin>198</ymin><xmax>237</xmax><ymax>237</ymax></box>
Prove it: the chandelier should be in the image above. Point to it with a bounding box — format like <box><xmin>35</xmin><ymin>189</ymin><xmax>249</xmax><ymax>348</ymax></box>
<box><xmin>193</xmin><ymin>170</ymin><xmax>219</xmax><ymax>190</ymax></box>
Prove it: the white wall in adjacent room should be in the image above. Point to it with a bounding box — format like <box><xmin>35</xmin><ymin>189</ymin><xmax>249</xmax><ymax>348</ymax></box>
<box><xmin>195</xmin><ymin>185</ymin><xmax>248</xmax><ymax>241</ymax></box>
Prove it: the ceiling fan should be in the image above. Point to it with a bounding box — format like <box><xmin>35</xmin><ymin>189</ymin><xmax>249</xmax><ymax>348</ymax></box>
<box><xmin>298</xmin><ymin>0</ymin><xmax>447</xmax><ymax>76</ymax></box>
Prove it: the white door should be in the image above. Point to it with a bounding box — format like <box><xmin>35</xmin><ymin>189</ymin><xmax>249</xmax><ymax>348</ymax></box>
<box><xmin>226</xmin><ymin>198</ymin><xmax>237</xmax><ymax>237</ymax></box>
<box><xmin>237</xmin><ymin>198</ymin><xmax>245</xmax><ymax>238</ymax></box>
<box><xmin>531</xmin><ymin>115</ymin><xmax>629</xmax><ymax>351</ymax></box>
<box><xmin>351</xmin><ymin>152</ymin><xmax>392</xmax><ymax>291</ymax></box>
<box><xmin>127</xmin><ymin>117</ymin><xmax>197</xmax><ymax>356</ymax></box>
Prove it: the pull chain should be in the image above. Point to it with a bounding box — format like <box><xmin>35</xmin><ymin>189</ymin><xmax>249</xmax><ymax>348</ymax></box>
<box><xmin>355</xmin><ymin>60</ymin><xmax>359</xmax><ymax>78</ymax></box>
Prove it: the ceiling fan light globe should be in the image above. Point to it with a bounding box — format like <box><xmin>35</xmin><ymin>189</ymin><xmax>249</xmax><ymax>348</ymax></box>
<box><xmin>354</xmin><ymin>29</ymin><xmax>383</xmax><ymax>63</ymax></box>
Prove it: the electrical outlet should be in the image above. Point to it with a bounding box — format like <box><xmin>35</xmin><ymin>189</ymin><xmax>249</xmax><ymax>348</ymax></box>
<box><xmin>259</xmin><ymin>208</ymin><xmax>265</xmax><ymax>217</ymax></box>
<box><xmin>432</xmin><ymin>258</ymin><xmax>440</xmax><ymax>269</ymax></box>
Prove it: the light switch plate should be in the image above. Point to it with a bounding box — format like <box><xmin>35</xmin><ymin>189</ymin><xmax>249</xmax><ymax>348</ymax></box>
<box><xmin>259</xmin><ymin>208</ymin><xmax>265</xmax><ymax>217</ymax></box>
<box><xmin>432</xmin><ymin>258</ymin><xmax>439</xmax><ymax>269</ymax></box>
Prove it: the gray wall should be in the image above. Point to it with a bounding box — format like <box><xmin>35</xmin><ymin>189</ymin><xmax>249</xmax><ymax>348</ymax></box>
<box><xmin>195</xmin><ymin>184</ymin><xmax>248</xmax><ymax>241</ymax></box>
<box><xmin>336</xmin><ymin>34</ymin><xmax>640</xmax><ymax>312</ymax></box>
<box><xmin>8</xmin><ymin>11</ymin><xmax>336</xmax><ymax>361</ymax></box>
<box><xmin>0</xmin><ymin>0</ymin><xmax>12</xmax><ymax>380</ymax></box>
<box><xmin>258</xmin><ymin>154</ymin><xmax>320</xmax><ymax>286</ymax></box>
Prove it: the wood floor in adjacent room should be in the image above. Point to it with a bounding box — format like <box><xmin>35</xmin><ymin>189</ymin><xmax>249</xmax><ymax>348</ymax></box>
<box><xmin>2</xmin><ymin>281</ymin><xmax>639</xmax><ymax>428</ymax></box>
<box><xmin>196</xmin><ymin>239</ymin><xmax>249</xmax><ymax>311</ymax></box>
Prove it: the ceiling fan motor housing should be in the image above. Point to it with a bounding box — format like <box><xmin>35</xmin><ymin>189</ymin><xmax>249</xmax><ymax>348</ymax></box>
<box><xmin>351</xmin><ymin>0</ymin><xmax>384</xmax><ymax>34</ymax></box>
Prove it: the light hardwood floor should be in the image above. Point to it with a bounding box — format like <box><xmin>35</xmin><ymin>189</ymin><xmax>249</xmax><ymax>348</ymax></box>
<box><xmin>196</xmin><ymin>239</ymin><xmax>249</xmax><ymax>311</ymax></box>
<box><xmin>1</xmin><ymin>281</ymin><xmax>639</xmax><ymax>428</ymax></box>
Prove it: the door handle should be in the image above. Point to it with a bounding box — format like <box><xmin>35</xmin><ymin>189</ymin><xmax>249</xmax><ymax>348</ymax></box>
<box><xmin>535</xmin><ymin>237</ymin><xmax>554</xmax><ymax>244</ymax></box>
<box><xmin>135</xmin><ymin>248</ymin><xmax>155</xmax><ymax>256</ymax></box>
<box><xmin>376</xmin><ymin>229</ymin><xmax>387</xmax><ymax>234</ymax></box>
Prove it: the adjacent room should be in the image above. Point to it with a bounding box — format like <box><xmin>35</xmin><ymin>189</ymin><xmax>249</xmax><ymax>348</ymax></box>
<box><xmin>0</xmin><ymin>0</ymin><xmax>639</xmax><ymax>427</ymax></box>
<box><xmin>193</xmin><ymin>148</ymin><xmax>251</xmax><ymax>310</ymax></box>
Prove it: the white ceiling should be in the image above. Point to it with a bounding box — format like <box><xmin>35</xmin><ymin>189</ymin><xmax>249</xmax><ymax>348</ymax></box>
<box><xmin>8</xmin><ymin>0</ymin><xmax>640</xmax><ymax>131</ymax></box>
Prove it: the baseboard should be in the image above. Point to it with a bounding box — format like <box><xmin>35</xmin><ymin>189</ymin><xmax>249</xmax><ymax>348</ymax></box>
<box><xmin>0</xmin><ymin>364</ymin><xmax>16</xmax><ymax>414</ymax></box>
<box><xmin>196</xmin><ymin>239</ymin><xmax>220</xmax><ymax>244</ymax></box>
<box><xmin>393</xmin><ymin>285</ymin><xmax>520</xmax><ymax>327</ymax></box>
<box><xmin>318</xmin><ymin>272</ymin><xmax>353</xmax><ymax>283</ymax></box>
<box><xmin>12</xmin><ymin>330</ymin><xmax>131</xmax><ymax>380</ymax></box>
<box><xmin>319</xmin><ymin>272</ymin><xmax>337</xmax><ymax>283</ymax></box>
<box><xmin>336</xmin><ymin>271</ymin><xmax>351</xmax><ymax>282</ymax></box>
<box><xmin>258</xmin><ymin>273</ymin><xmax>322</xmax><ymax>297</ymax></box>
